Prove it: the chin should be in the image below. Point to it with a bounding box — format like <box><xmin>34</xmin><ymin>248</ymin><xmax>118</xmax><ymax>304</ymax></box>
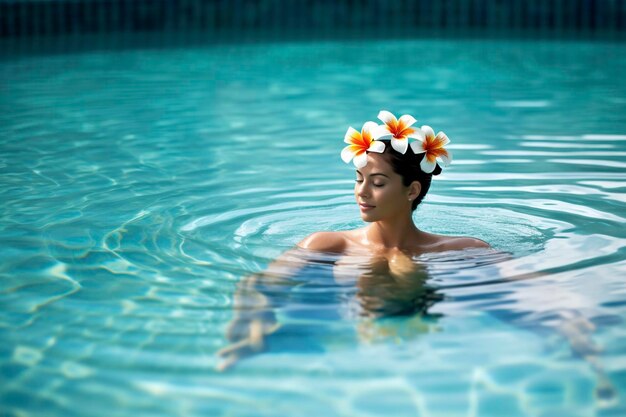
<box><xmin>359</xmin><ymin>212</ymin><xmax>379</xmax><ymax>222</ymax></box>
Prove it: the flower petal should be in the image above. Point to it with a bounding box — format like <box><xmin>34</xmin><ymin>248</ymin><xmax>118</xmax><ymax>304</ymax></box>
<box><xmin>377</xmin><ymin>110</ymin><xmax>397</xmax><ymax>125</ymax></box>
<box><xmin>353</xmin><ymin>152</ymin><xmax>369</xmax><ymax>169</ymax></box>
<box><xmin>399</xmin><ymin>114</ymin><xmax>417</xmax><ymax>128</ymax></box>
<box><xmin>410</xmin><ymin>141</ymin><xmax>425</xmax><ymax>154</ymax></box>
<box><xmin>372</xmin><ymin>124</ymin><xmax>392</xmax><ymax>140</ymax></box>
<box><xmin>438</xmin><ymin>150</ymin><xmax>452</xmax><ymax>166</ymax></box>
<box><xmin>344</xmin><ymin>127</ymin><xmax>361</xmax><ymax>144</ymax></box>
<box><xmin>420</xmin><ymin>157</ymin><xmax>437</xmax><ymax>174</ymax></box>
<box><xmin>341</xmin><ymin>146</ymin><xmax>356</xmax><ymax>163</ymax></box>
<box><xmin>407</xmin><ymin>128</ymin><xmax>424</xmax><ymax>140</ymax></box>
<box><xmin>368</xmin><ymin>140</ymin><xmax>385</xmax><ymax>153</ymax></box>
<box><xmin>361</xmin><ymin>121</ymin><xmax>379</xmax><ymax>137</ymax></box>
<box><xmin>391</xmin><ymin>137</ymin><xmax>408</xmax><ymax>154</ymax></box>
<box><xmin>420</xmin><ymin>125</ymin><xmax>435</xmax><ymax>141</ymax></box>
<box><xmin>434</xmin><ymin>131</ymin><xmax>450</xmax><ymax>147</ymax></box>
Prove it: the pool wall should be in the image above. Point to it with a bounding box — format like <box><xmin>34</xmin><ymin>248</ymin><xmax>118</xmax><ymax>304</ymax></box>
<box><xmin>1</xmin><ymin>0</ymin><xmax>625</xmax><ymax>40</ymax></box>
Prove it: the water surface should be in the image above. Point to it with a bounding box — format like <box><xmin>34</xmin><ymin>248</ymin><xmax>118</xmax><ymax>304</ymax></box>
<box><xmin>1</xmin><ymin>38</ymin><xmax>626</xmax><ymax>416</ymax></box>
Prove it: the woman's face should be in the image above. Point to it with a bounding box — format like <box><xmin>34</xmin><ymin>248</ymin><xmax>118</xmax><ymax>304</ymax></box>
<box><xmin>354</xmin><ymin>153</ymin><xmax>411</xmax><ymax>222</ymax></box>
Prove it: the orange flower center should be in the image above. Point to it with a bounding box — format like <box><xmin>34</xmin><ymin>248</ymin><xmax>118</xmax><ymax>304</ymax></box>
<box><xmin>389</xmin><ymin>120</ymin><xmax>415</xmax><ymax>139</ymax></box>
<box><xmin>348</xmin><ymin>131</ymin><xmax>373</xmax><ymax>156</ymax></box>
<box><xmin>422</xmin><ymin>139</ymin><xmax>449</xmax><ymax>162</ymax></box>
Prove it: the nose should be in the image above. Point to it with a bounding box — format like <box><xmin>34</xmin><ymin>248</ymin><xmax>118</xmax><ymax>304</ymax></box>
<box><xmin>356</xmin><ymin>181</ymin><xmax>370</xmax><ymax>198</ymax></box>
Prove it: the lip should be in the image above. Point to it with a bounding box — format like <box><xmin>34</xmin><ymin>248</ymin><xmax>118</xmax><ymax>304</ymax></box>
<box><xmin>359</xmin><ymin>203</ymin><xmax>375</xmax><ymax>211</ymax></box>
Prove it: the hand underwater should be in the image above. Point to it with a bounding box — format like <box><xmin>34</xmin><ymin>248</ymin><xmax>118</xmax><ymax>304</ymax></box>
<box><xmin>216</xmin><ymin>273</ymin><xmax>283</xmax><ymax>372</ymax></box>
<box><xmin>216</xmin><ymin>312</ymin><xmax>280</xmax><ymax>372</ymax></box>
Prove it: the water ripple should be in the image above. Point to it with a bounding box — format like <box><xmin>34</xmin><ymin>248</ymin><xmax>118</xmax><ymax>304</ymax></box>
<box><xmin>1</xmin><ymin>39</ymin><xmax>626</xmax><ymax>416</ymax></box>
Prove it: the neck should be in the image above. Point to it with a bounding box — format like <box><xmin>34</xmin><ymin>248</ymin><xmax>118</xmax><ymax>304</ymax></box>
<box><xmin>366</xmin><ymin>214</ymin><xmax>420</xmax><ymax>250</ymax></box>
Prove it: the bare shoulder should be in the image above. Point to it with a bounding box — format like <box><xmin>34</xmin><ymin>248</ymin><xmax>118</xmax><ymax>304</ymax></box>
<box><xmin>297</xmin><ymin>231</ymin><xmax>347</xmax><ymax>253</ymax></box>
<box><xmin>434</xmin><ymin>235</ymin><xmax>490</xmax><ymax>252</ymax></box>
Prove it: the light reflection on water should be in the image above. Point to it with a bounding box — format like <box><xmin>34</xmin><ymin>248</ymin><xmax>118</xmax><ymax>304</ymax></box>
<box><xmin>1</xmin><ymin>38</ymin><xmax>626</xmax><ymax>416</ymax></box>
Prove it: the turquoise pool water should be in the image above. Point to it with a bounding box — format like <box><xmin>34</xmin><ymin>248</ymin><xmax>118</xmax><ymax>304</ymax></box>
<box><xmin>1</xmin><ymin>38</ymin><xmax>626</xmax><ymax>416</ymax></box>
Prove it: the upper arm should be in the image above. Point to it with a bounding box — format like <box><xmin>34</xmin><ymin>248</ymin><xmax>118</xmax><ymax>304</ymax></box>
<box><xmin>249</xmin><ymin>232</ymin><xmax>344</xmax><ymax>283</ymax></box>
<box><xmin>297</xmin><ymin>231</ymin><xmax>346</xmax><ymax>254</ymax></box>
<box><xmin>465</xmin><ymin>237</ymin><xmax>490</xmax><ymax>249</ymax></box>
<box><xmin>242</xmin><ymin>233</ymin><xmax>344</xmax><ymax>291</ymax></box>
<box><xmin>443</xmin><ymin>237</ymin><xmax>491</xmax><ymax>251</ymax></box>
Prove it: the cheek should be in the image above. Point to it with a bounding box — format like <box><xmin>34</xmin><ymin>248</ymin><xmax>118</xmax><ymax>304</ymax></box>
<box><xmin>377</xmin><ymin>186</ymin><xmax>402</xmax><ymax>203</ymax></box>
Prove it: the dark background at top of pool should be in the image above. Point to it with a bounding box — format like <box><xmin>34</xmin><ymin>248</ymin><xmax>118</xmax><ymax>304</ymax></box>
<box><xmin>1</xmin><ymin>0</ymin><xmax>625</xmax><ymax>56</ymax></box>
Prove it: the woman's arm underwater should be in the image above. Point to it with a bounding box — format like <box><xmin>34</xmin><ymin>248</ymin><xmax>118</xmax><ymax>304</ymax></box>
<box><xmin>216</xmin><ymin>233</ymin><xmax>343</xmax><ymax>371</ymax></box>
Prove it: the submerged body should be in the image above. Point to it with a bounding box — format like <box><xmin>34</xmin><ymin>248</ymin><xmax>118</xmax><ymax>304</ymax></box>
<box><xmin>216</xmin><ymin>141</ymin><xmax>614</xmax><ymax>404</ymax></box>
<box><xmin>218</xmin><ymin>135</ymin><xmax>489</xmax><ymax>370</ymax></box>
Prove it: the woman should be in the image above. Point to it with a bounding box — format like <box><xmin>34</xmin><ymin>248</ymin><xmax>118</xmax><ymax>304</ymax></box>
<box><xmin>217</xmin><ymin>111</ymin><xmax>488</xmax><ymax>370</ymax></box>
<box><xmin>300</xmin><ymin>110</ymin><xmax>489</xmax><ymax>256</ymax></box>
<box><xmin>217</xmin><ymin>113</ymin><xmax>616</xmax><ymax>402</ymax></box>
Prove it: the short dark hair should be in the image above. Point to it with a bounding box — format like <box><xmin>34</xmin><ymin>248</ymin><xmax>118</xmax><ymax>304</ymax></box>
<box><xmin>377</xmin><ymin>139</ymin><xmax>442</xmax><ymax>211</ymax></box>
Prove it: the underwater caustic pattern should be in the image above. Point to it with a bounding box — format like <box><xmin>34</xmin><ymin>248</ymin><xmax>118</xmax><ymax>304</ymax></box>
<box><xmin>1</xmin><ymin>39</ymin><xmax>626</xmax><ymax>417</ymax></box>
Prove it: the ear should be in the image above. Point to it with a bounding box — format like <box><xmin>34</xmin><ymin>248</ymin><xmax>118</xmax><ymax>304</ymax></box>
<box><xmin>408</xmin><ymin>181</ymin><xmax>421</xmax><ymax>202</ymax></box>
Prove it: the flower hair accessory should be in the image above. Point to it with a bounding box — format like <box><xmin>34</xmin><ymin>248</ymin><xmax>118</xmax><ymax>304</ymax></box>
<box><xmin>409</xmin><ymin>125</ymin><xmax>452</xmax><ymax>174</ymax></box>
<box><xmin>341</xmin><ymin>121</ymin><xmax>385</xmax><ymax>168</ymax></box>
<box><xmin>340</xmin><ymin>111</ymin><xmax>452</xmax><ymax>173</ymax></box>
<box><xmin>376</xmin><ymin>110</ymin><xmax>423</xmax><ymax>154</ymax></box>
